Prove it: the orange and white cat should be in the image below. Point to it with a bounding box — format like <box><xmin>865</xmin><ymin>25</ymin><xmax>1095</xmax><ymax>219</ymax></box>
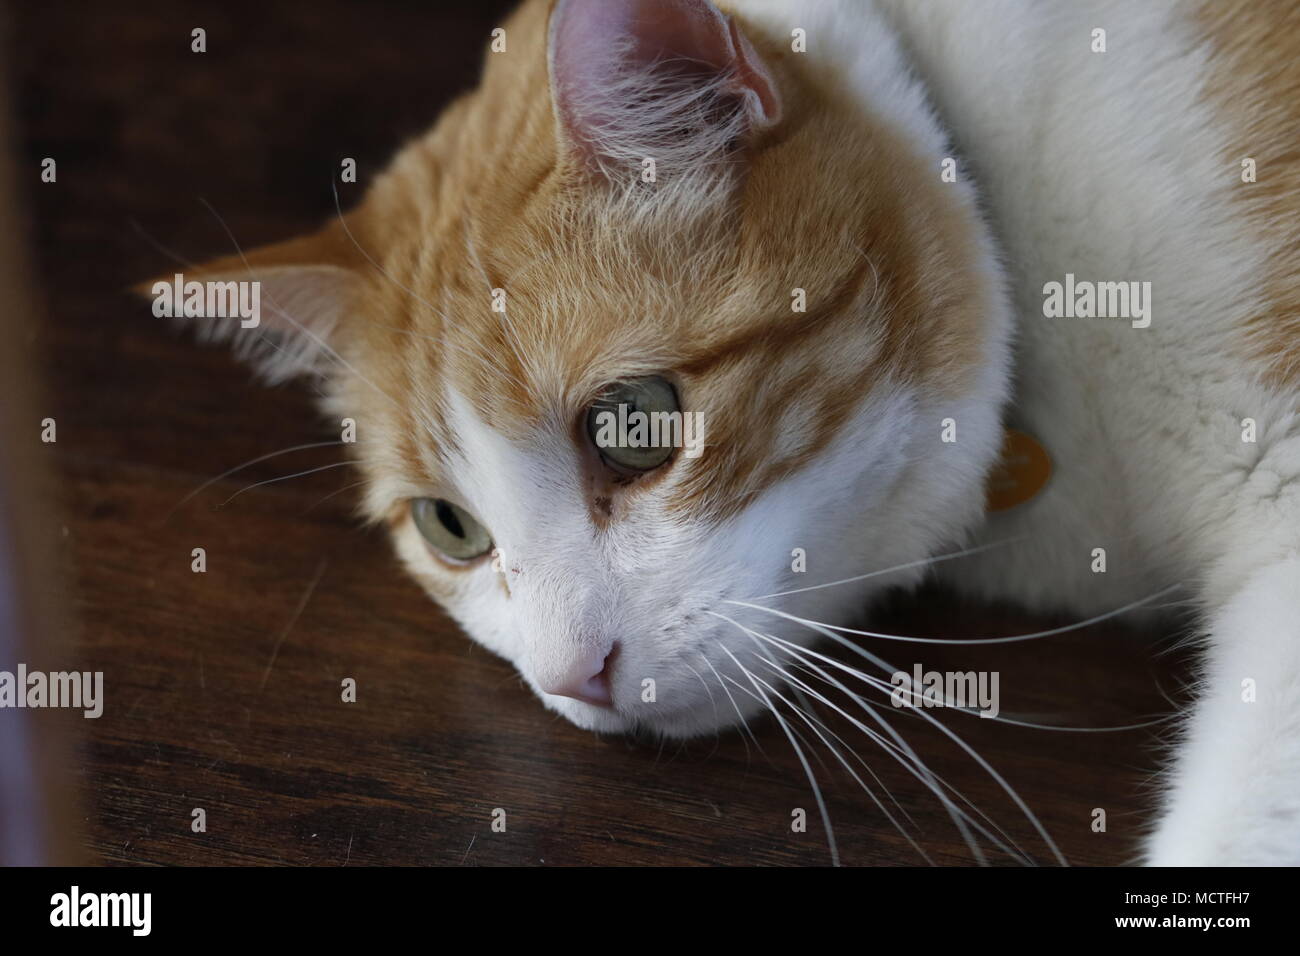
<box><xmin>154</xmin><ymin>0</ymin><xmax>1300</xmax><ymax>865</ymax></box>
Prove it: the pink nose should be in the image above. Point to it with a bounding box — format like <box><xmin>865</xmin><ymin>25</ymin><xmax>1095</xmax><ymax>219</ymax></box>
<box><xmin>538</xmin><ymin>645</ymin><xmax>615</xmax><ymax>706</ymax></box>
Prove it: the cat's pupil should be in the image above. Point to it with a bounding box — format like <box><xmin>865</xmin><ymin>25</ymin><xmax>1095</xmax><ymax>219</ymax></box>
<box><xmin>436</xmin><ymin>499</ymin><xmax>466</xmax><ymax>539</ymax></box>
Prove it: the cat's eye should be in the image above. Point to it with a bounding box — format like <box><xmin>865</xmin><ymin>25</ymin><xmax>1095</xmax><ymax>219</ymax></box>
<box><xmin>585</xmin><ymin>376</ymin><xmax>680</xmax><ymax>473</ymax></box>
<box><xmin>411</xmin><ymin>498</ymin><xmax>493</xmax><ymax>562</ymax></box>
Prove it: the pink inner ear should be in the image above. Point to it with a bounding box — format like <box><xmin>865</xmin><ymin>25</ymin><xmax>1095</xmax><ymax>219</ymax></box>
<box><xmin>549</xmin><ymin>0</ymin><xmax>781</xmax><ymax>168</ymax></box>
<box><xmin>723</xmin><ymin>15</ymin><xmax>781</xmax><ymax>124</ymax></box>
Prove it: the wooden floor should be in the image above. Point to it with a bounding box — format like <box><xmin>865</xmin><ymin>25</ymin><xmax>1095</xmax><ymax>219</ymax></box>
<box><xmin>12</xmin><ymin>0</ymin><xmax>1193</xmax><ymax>865</ymax></box>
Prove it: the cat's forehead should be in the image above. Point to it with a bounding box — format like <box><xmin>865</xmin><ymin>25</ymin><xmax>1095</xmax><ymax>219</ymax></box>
<box><xmin>418</xmin><ymin>172</ymin><xmax>982</xmax><ymax>420</ymax></box>
<box><xmin>370</xmin><ymin>225</ymin><xmax>965</xmax><ymax>526</ymax></box>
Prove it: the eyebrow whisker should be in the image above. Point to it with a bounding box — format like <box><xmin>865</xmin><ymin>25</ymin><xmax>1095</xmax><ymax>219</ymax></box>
<box><xmin>218</xmin><ymin>459</ymin><xmax>368</xmax><ymax>507</ymax></box>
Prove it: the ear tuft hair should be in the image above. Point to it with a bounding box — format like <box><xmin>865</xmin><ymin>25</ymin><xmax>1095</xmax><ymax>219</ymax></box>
<box><xmin>134</xmin><ymin>228</ymin><xmax>362</xmax><ymax>385</ymax></box>
<box><xmin>194</xmin><ymin>264</ymin><xmax>353</xmax><ymax>385</ymax></box>
<box><xmin>548</xmin><ymin>0</ymin><xmax>781</xmax><ymax>187</ymax></box>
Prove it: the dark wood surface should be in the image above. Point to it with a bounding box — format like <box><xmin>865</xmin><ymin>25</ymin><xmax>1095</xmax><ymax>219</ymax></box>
<box><xmin>10</xmin><ymin>0</ymin><xmax>1192</xmax><ymax>866</ymax></box>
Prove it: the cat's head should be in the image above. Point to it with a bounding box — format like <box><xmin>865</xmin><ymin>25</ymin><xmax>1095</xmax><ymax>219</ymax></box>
<box><xmin>160</xmin><ymin>0</ymin><xmax>1012</xmax><ymax>737</ymax></box>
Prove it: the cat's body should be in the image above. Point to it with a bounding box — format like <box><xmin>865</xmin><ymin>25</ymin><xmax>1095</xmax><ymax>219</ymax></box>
<box><xmin>159</xmin><ymin>0</ymin><xmax>1300</xmax><ymax>865</ymax></box>
<box><xmin>789</xmin><ymin>0</ymin><xmax>1300</xmax><ymax>865</ymax></box>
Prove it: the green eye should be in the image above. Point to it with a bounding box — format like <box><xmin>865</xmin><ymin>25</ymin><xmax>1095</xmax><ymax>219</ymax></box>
<box><xmin>585</xmin><ymin>376</ymin><xmax>679</xmax><ymax>472</ymax></box>
<box><xmin>411</xmin><ymin>498</ymin><xmax>493</xmax><ymax>562</ymax></box>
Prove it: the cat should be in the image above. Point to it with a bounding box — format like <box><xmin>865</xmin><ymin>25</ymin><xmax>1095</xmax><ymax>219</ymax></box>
<box><xmin>144</xmin><ymin>0</ymin><xmax>1300</xmax><ymax>866</ymax></box>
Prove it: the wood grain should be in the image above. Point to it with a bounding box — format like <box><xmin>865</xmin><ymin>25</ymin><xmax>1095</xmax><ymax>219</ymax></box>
<box><xmin>10</xmin><ymin>0</ymin><xmax>1192</xmax><ymax>866</ymax></box>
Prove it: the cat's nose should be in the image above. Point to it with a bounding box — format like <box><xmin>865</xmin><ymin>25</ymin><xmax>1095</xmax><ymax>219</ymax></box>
<box><xmin>538</xmin><ymin>644</ymin><xmax>615</xmax><ymax>706</ymax></box>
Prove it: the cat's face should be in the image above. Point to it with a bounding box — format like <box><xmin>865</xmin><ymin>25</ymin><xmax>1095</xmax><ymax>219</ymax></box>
<box><xmin>172</xmin><ymin>0</ymin><xmax>1012</xmax><ymax>737</ymax></box>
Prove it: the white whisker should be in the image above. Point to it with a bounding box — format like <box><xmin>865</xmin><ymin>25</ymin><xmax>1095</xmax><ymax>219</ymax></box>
<box><xmin>167</xmin><ymin>440</ymin><xmax>346</xmax><ymax>519</ymax></box>
<box><xmin>738</xmin><ymin>646</ymin><xmax>933</xmax><ymax>862</ymax></box>
<box><xmin>698</xmin><ymin>653</ymin><xmax>764</xmax><ymax>764</ymax></box>
<box><xmin>729</xmin><ymin>617</ymin><xmax>920</xmax><ymax>830</ymax></box>
<box><xmin>750</xmin><ymin>617</ymin><xmax>1068</xmax><ymax>865</ymax></box>
<box><xmin>727</xmin><ymin>583</ymin><xmax>1181</xmax><ymax>645</ymax></box>
<box><xmin>715</xmin><ymin>610</ymin><xmax>1021</xmax><ymax>864</ymax></box>
<box><xmin>218</xmin><ymin>459</ymin><xmax>364</xmax><ymax>507</ymax></box>
<box><xmin>679</xmin><ymin>658</ymin><xmax>724</xmax><ymax>758</ymax></box>
<box><xmin>749</xmin><ymin>535</ymin><xmax>1024</xmax><ymax>601</ymax></box>
<box><xmin>731</xmin><ymin>620</ymin><xmax>1034</xmax><ymax>865</ymax></box>
<box><xmin>717</xmin><ymin>644</ymin><xmax>841</xmax><ymax>867</ymax></box>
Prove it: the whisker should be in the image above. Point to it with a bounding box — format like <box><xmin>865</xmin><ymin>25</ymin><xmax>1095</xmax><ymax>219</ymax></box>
<box><xmin>793</xmin><ymin>631</ymin><xmax>1173</xmax><ymax>733</ymax></box>
<box><xmin>128</xmin><ymin>217</ymin><xmax>198</xmax><ymax>271</ymax></box>
<box><xmin>679</xmin><ymin>658</ymin><xmax>723</xmax><ymax>759</ymax></box>
<box><xmin>738</xmin><ymin>646</ymin><xmax>932</xmax><ymax>863</ymax></box>
<box><xmin>727</xmin><ymin>583</ymin><xmax>1181</xmax><ymax>645</ymax></box>
<box><xmin>715</xmin><ymin>610</ymin><xmax>1018</xmax><ymax>865</ymax></box>
<box><xmin>260</xmin><ymin>557</ymin><xmax>328</xmax><ymax>690</ymax></box>
<box><xmin>167</xmin><ymin>440</ymin><xmax>346</xmax><ymax>519</ymax></box>
<box><xmin>218</xmin><ymin>460</ymin><xmax>361</xmax><ymax>507</ymax></box>
<box><xmin>712</xmin><ymin>612</ymin><xmax>1042</xmax><ymax>864</ymax></box>
<box><xmin>698</xmin><ymin>652</ymin><xmax>765</xmax><ymax>765</ymax></box>
<box><xmin>910</xmin><ymin>703</ymin><xmax>1174</xmax><ymax>733</ymax></box>
<box><xmin>734</xmin><ymin>598</ymin><xmax>1177</xmax><ymax>730</ymax></box>
<box><xmin>304</xmin><ymin>478</ymin><xmax>370</xmax><ymax>513</ymax></box>
<box><xmin>723</xmin><ymin>672</ymin><xmax>836</xmax><ymax>773</ymax></box>
<box><xmin>716</xmin><ymin>644</ymin><xmax>840</xmax><ymax>867</ymax></box>
<box><xmin>734</xmin><ymin>622</ymin><xmax>1034</xmax><ymax>866</ymax></box>
<box><xmin>847</xmin><ymin>237</ymin><xmax>884</xmax><ymax>311</ymax></box>
<box><xmin>680</xmin><ymin>657</ymin><xmax>718</xmax><ymax>716</ymax></box>
<box><xmin>770</xmin><ymin>653</ymin><xmax>1020</xmax><ymax>864</ymax></box>
<box><xmin>749</xmin><ymin>535</ymin><xmax>1024</xmax><ymax>601</ymax></box>
<box><xmin>754</xmin><ymin>617</ymin><xmax>1068</xmax><ymax>865</ymax></box>
<box><xmin>736</xmin><ymin>624</ymin><xmax>917</xmax><ymax>829</ymax></box>
<box><xmin>780</xmin><ymin>665</ymin><xmax>920</xmax><ymax>832</ymax></box>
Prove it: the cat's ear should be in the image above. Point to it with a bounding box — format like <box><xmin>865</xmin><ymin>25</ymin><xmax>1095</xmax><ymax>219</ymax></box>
<box><xmin>547</xmin><ymin>0</ymin><xmax>782</xmax><ymax>177</ymax></box>
<box><xmin>134</xmin><ymin>223</ymin><xmax>363</xmax><ymax>384</ymax></box>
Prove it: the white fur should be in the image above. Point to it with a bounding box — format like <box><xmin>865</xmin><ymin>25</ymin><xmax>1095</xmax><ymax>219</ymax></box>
<box><xmin>735</xmin><ymin>0</ymin><xmax>1300</xmax><ymax>863</ymax></box>
<box><xmin>1147</xmin><ymin>555</ymin><xmax>1300</xmax><ymax>865</ymax></box>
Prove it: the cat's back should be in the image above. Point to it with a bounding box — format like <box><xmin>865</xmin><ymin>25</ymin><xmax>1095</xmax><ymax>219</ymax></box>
<box><xmin>812</xmin><ymin>0</ymin><xmax>1300</xmax><ymax>610</ymax></box>
<box><xmin>1196</xmin><ymin>0</ymin><xmax>1300</xmax><ymax>385</ymax></box>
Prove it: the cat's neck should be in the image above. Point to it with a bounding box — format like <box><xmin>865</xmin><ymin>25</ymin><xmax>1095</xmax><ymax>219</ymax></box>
<box><xmin>868</xmin><ymin>0</ymin><xmax>1252</xmax><ymax>353</ymax></box>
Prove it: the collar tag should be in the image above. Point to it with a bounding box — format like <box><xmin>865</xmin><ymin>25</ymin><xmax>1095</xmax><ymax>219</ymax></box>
<box><xmin>985</xmin><ymin>428</ymin><xmax>1052</xmax><ymax>512</ymax></box>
